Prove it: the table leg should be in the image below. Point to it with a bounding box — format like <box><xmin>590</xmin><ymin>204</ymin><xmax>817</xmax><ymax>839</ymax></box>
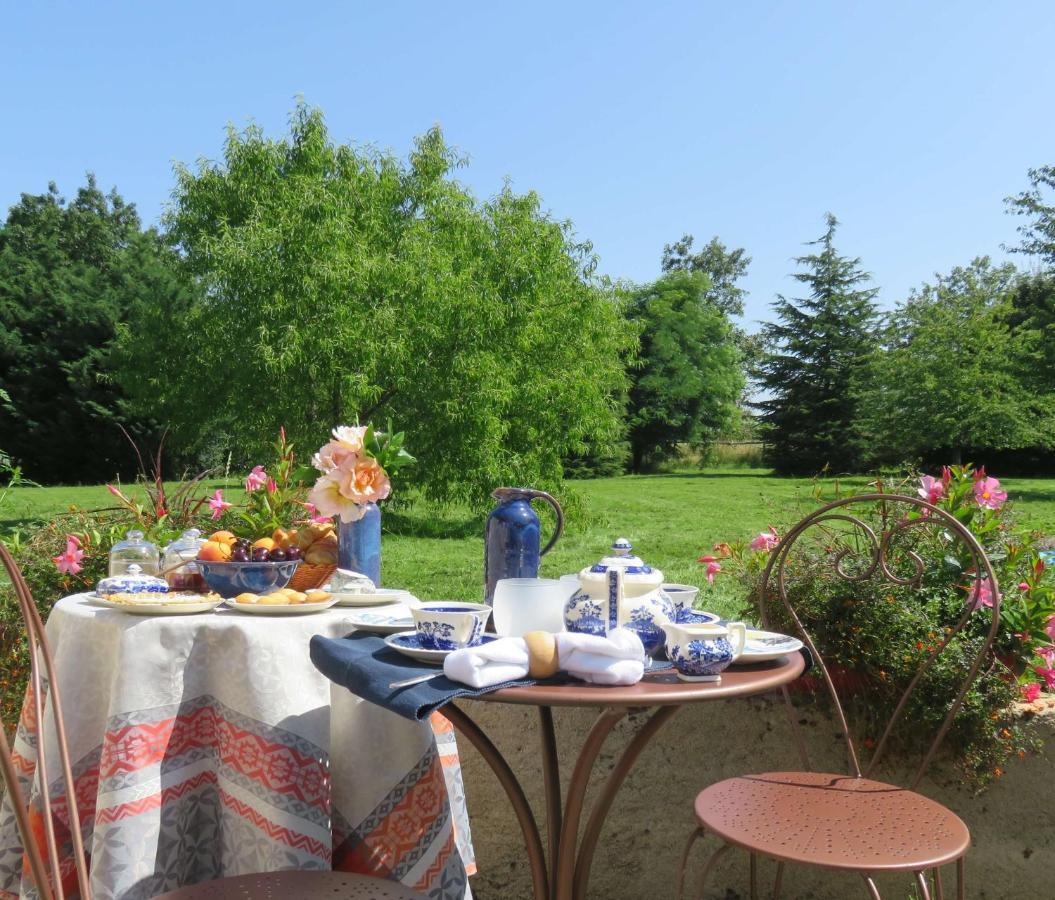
<box><xmin>443</xmin><ymin>703</ymin><xmax>549</xmax><ymax>900</ymax></box>
<box><xmin>539</xmin><ymin>706</ymin><xmax>562</xmax><ymax>897</ymax></box>
<box><xmin>571</xmin><ymin>706</ymin><xmax>679</xmax><ymax>898</ymax></box>
<box><xmin>554</xmin><ymin>708</ymin><xmax>628</xmax><ymax>900</ymax></box>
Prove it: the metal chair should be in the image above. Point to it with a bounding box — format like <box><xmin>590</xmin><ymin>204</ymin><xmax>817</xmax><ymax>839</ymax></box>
<box><xmin>676</xmin><ymin>494</ymin><xmax>1001</xmax><ymax>900</ymax></box>
<box><xmin>0</xmin><ymin>542</ymin><xmax>426</xmax><ymax>900</ymax></box>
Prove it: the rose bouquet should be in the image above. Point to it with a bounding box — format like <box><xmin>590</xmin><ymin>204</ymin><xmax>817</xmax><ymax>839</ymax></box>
<box><xmin>308</xmin><ymin>423</ymin><xmax>415</xmax><ymax>522</ymax></box>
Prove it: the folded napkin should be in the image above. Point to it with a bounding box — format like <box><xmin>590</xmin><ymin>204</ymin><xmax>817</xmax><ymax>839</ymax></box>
<box><xmin>444</xmin><ymin>628</ymin><xmax>646</xmax><ymax>689</ymax></box>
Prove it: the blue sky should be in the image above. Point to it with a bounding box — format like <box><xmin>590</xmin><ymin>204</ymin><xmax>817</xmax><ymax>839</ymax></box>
<box><xmin>3</xmin><ymin>1</ymin><xmax>1054</xmax><ymax>328</ymax></box>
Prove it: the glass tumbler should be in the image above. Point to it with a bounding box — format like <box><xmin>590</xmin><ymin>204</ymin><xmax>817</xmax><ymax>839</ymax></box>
<box><xmin>492</xmin><ymin>577</ymin><xmax>567</xmax><ymax>637</ymax></box>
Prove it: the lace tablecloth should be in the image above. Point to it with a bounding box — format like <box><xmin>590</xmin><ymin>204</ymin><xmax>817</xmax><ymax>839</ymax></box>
<box><xmin>0</xmin><ymin>595</ymin><xmax>475</xmax><ymax>899</ymax></box>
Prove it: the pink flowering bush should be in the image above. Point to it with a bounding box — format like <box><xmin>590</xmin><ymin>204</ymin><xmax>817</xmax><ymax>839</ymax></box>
<box><xmin>698</xmin><ymin>465</ymin><xmax>1049</xmax><ymax>786</ymax></box>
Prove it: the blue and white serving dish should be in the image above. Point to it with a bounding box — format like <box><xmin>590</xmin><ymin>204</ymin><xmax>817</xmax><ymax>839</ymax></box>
<box><xmin>663</xmin><ymin>620</ymin><xmax>747</xmax><ymax>682</ymax></box>
<box><xmin>96</xmin><ymin>564</ymin><xmax>168</xmax><ymax>597</ymax></box>
<box><xmin>564</xmin><ymin>538</ymin><xmax>675</xmax><ymax>657</ymax></box>
<box><xmin>411</xmin><ymin>602</ymin><xmax>492</xmax><ymax>651</ymax></box>
<box><xmin>385</xmin><ymin>631</ymin><xmax>499</xmax><ymax>666</ymax></box>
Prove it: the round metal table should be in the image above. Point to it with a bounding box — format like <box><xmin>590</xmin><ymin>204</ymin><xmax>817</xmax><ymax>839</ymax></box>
<box><xmin>443</xmin><ymin>652</ymin><xmax>806</xmax><ymax>900</ymax></box>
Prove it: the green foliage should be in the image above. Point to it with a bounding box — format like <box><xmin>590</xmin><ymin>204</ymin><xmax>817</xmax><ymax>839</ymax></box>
<box><xmin>1008</xmin><ymin>272</ymin><xmax>1055</xmax><ymax>398</ymax></box>
<box><xmin>119</xmin><ymin>103</ymin><xmax>631</xmax><ymax>505</ymax></box>
<box><xmin>0</xmin><ymin>177</ymin><xmax>196</xmax><ymax>483</ymax></box>
<box><xmin>1005</xmin><ymin>164</ymin><xmax>1055</xmax><ymax>264</ymax></box>
<box><xmin>661</xmin><ymin>234</ymin><xmax>750</xmax><ymax>316</ymax></box>
<box><xmin>705</xmin><ymin>467</ymin><xmax>1051</xmax><ymax>786</ymax></box>
<box><xmin>857</xmin><ymin>258</ymin><xmax>1054</xmax><ymax>465</ymax></box>
<box><xmin>755</xmin><ymin>214</ymin><xmax>880</xmax><ymax>474</ymax></box>
<box><xmin>624</xmin><ymin>271</ymin><xmax>744</xmax><ymax>471</ymax></box>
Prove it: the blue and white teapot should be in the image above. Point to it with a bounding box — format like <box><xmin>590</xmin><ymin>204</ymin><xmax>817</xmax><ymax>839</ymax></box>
<box><xmin>563</xmin><ymin>538</ymin><xmax>675</xmax><ymax>657</ymax></box>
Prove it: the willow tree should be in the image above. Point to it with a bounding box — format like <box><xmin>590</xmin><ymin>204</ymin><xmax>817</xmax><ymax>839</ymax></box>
<box><xmin>119</xmin><ymin>104</ymin><xmax>631</xmax><ymax>503</ymax></box>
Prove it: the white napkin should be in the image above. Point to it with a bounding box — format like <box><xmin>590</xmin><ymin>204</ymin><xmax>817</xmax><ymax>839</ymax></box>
<box><xmin>443</xmin><ymin>628</ymin><xmax>646</xmax><ymax>689</ymax></box>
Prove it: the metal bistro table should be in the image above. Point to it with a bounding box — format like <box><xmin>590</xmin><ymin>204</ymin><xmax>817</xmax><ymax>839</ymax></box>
<box><xmin>443</xmin><ymin>653</ymin><xmax>806</xmax><ymax>900</ymax></box>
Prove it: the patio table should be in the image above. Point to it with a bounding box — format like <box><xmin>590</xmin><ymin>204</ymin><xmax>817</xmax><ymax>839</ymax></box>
<box><xmin>444</xmin><ymin>653</ymin><xmax>805</xmax><ymax>900</ymax></box>
<box><xmin>0</xmin><ymin>594</ymin><xmax>475</xmax><ymax>900</ymax></box>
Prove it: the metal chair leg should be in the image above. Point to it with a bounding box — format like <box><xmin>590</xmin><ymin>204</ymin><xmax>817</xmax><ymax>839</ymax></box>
<box><xmin>749</xmin><ymin>852</ymin><xmax>758</xmax><ymax>900</ymax></box>
<box><xmin>772</xmin><ymin>860</ymin><xmax>785</xmax><ymax>899</ymax></box>
<box><xmin>932</xmin><ymin>866</ymin><xmax>944</xmax><ymax>900</ymax></box>
<box><xmin>956</xmin><ymin>858</ymin><xmax>965</xmax><ymax>900</ymax></box>
<box><xmin>676</xmin><ymin>827</ymin><xmax>705</xmax><ymax>900</ymax></box>
<box><xmin>914</xmin><ymin>870</ymin><xmax>932</xmax><ymax>900</ymax></box>
<box><xmin>860</xmin><ymin>873</ymin><xmax>882</xmax><ymax>900</ymax></box>
<box><xmin>697</xmin><ymin>842</ymin><xmax>732</xmax><ymax>898</ymax></box>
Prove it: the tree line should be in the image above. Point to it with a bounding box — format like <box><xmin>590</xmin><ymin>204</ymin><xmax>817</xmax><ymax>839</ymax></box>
<box><xmin>1</xmin><ymin>103</ymin><xmax>1053</xmax><ymax>499</ymax></box>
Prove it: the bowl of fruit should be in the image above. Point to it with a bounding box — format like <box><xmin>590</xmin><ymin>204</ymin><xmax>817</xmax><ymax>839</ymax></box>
<box><xmin>196</xmin><ymin>531</ymin><xmax>302</xmax><ymax>598</ymax></box>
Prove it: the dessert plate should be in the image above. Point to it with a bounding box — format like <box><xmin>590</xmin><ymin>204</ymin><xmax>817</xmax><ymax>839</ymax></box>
<box><xmin>223</xmin><ymin>596</ymin><xmax>341</xmax><ymax>615</ymax></box>
<box><xmin>384</xmin><ymin>631</ymin><xmax>499</xmax><ymax>666</ymax></box>
<box><xmin>730</xmin><ymin>629</ymin><xmax>804</xmax><ymax>664</ymax></box>
<box><xmin>327</xmin><ymin>587</ymin><xmax>413</xmax><ymax>607</ymax></box>
<box><xmin>92</xmin><ymin>594</ymin><xmax>224</xmax><ymax>616</ymax></box>
<box><xmin>347</xmin><ymin>606</ymin><xmax>416</xmax><ymax>634</ymax></box>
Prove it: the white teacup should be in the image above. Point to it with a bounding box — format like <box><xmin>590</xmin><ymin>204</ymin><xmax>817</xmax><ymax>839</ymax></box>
<box><xmin>663</xmin><ymin>620</ymin><xmax>747</xmax><ymax>682</ymax></box>
<box><xmin>412</xmin><ymin>602</ymin><xmax>492</xmax><ymax>650</ymax></box>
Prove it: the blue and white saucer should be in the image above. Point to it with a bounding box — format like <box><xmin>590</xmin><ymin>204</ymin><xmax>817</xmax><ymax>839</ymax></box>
<box><xmin>677</xmin><ymin>609</ymin><xmax>720</xmax><ymax>625</ymax></box>
<box><xmin>384</xmin><ymin>631</ymin><xmax>500</xmax><ymax>666</ymax></box>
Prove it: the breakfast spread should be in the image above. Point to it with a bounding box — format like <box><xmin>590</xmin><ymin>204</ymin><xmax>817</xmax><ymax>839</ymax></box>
<box><xmin>232</xmin><ymin>589</ymin><xmax>332</xmax><ymax>606</ymax></box>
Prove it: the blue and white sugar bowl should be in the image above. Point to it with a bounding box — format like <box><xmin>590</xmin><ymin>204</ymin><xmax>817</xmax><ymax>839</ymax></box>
<box><xmin>96</xmin><ymin>564</ymin><xmax>169</xmax><ymax>597</ymax></box>
<box><xmin>411</xmin><ymin>602</ymin><xmax>493</xmax><ymax>651</ymax></box>
<box><xmin>563</xmin><ymin>538</ymin><xmax>675</xmax><ymax>657</ymax></box>
<box><xmin>663</xmin><ymin>620</ymin><xmax>747</xmax><ymax>683</ymax></box>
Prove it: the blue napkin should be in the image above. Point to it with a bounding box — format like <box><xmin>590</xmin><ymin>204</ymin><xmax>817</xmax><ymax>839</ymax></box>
<box><xmin>310</xmin><ymin>632</ymin><xmax>674</xmax><ymax>721</ymax></box>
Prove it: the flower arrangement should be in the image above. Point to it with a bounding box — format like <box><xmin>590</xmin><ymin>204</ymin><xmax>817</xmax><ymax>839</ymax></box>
<box><xmin>698</xmin><ymin>465</ymin><xmax>1052</xmax><ymax>786</ymax></box>
<box><xmin>308</xmin><ymin>423</ymin><xmax>415</xmax><ymax>523</ymax></box>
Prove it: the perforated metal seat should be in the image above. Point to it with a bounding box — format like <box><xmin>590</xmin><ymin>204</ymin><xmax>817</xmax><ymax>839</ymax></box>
<box><xmin>155</xmin><ymin>870</ymin><xmax>427</xmax><ymax>899</ymax></box>
<box><xmin>694</xmin><ymin>772</ymin><xmax>970</xmax><ymax>872</ymax></box>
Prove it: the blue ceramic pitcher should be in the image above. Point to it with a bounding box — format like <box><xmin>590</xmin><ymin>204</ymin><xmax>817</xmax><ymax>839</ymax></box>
<box><xmin>484</xmin><ymin>487</ymin><xmax>565</xmax><ymax>603</ymax></box>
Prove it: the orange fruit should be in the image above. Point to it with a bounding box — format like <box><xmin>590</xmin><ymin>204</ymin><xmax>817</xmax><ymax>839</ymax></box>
<box><xmin>197</xmin><ymin>540</ymin><xmax>232</xmax><ymax>562</ymax></box>
<box><xmin>209</xmin><ymin>530</ymin><xmax>238</xmax><ymax>546</ymax></box>
<box><xmin>252</xmin><ymin>537</ymin><xmax>276</xmax><ymax>552</ymax></box>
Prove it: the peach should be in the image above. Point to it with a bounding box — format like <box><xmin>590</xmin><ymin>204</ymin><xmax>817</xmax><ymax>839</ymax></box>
<box><xmin>197</xmin><ymin>540</ymin><xmax>232</xmax><ymax>562</ymax></box>
<box><xmin>209</xmin><ymin>530</ymin><xmax>238</xmax><ymax>546</ymax></box>
<box><xmin>252</xmin><ymin>537</ymin><xmax>276</xmax><ymax>552</ymax></box>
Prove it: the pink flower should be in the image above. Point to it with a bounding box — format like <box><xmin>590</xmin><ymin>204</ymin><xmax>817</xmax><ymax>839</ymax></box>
<box><xmin>52</xmin><ymin>536</ymin><xmax>85</xmax><ymax>575</ymax></box>
<box><xmin>266</xmin><ymin>477</ymin><xmax>277</xmax><ymax>494</ymax></box>
<box><xmin>208</xmin><ymin>489</ymin><xmax>232</xmax><ymax>520</ymax></box>
<box><xmin>1035</xmin><ymin>666</ymin><xmax>1055</xmax><ymax>691</ymax></box>
<box><xmin>697</xmin><ymin>555</ymin><xmax>718</xmax><ymax>563</ymax></box>
<box><xmin>1021</xmin><ymin>682</ymin><xmax>1042</xmax><ymax>703</ymax></box>
<box><xmin>749</xmin><ymin>527</ymin><xmax>780</xmax><ymax>553</ymax></box>
<box><xmin>301</xmin><ymin>502</ymin><xmax>334</xmax><ymax>526</ymax></box>
<box><xmin>705</xmin><ymin>561</ymin><xmax>722</xmax><ymax>584</ymax></box>
<box><xmin>1019</xmin><ymin>581</ymin><xmax>1031</xmax><ymax>592</ymax></box>
<box><xmin>308</xmin><ymin>473</ymin><xmax>368</xmax><ymax>524</ymax></box>
<box><xmin>971</xmin><ymin>577</ymin><xmax>998</xmax><ymax>610</ymax></box>
<box><xmin>336</xmin><ymin>456</ymin><xmax>391</xmax><ymax>505</ymax></box>
<box><xmin>973</xmin><ymin>476</ymin><xmax>1007</xmax><ymax>510</ymax></box>
<box><xmin>313</xmin><ymin>426</ymin><xmax>370</xmax><ymax>473</ymax></box>
<box><xmin>1037</xmin><ymin>646</ymin><xmax>1055</xmax><ymax>666</ymax></box>
<box><xmin>918</xmin><ymin>475</ymin><xmax>945</xmax><ymax>505</ymax></box>
<box><xmin>1046</xmin><ymin>615</ymin><xmax>1055</xmax><ymax>642</ymax></box>
<box><xmin>245</xmin><ymin>465</ymin><xmax>267</xmax><ymax>493</ymax></box>
<box><xmin>106</xmin><ymin>484</ymin><xmax>126</xmax><ymax>501</ymax></box>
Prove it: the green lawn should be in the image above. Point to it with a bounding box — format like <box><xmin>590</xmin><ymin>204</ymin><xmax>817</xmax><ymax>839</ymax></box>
<box><xmin>5</xmin><ymin>469</ymin><xmax>1055</xmax><ymax>621</ymax></box>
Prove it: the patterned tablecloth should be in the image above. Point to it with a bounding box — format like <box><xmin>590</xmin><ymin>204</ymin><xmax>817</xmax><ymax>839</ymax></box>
<box><xmin>0</xmin><ymin>595</ymin><xmax>475</xmax><ymax>900</ymax></box>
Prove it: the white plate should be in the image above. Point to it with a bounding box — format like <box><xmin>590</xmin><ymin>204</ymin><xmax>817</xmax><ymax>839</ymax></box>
<box><xmin>223</xmin><ymin>596</ymin><xmax>341</xmax><ymax>615</ymax></box>
<box><xmin>347</xmin><ymin>605</ymin><xmax>416</xmax><ymax>634</ymax></box>
<box><xmin>730</xmin><ymin>629</ymin><xmax>804</xmax><ymax>665</ymax></box>
<box><xmin>384</xmin><ymin>631</ymin><xmax>499</xmax><ymax>666</ymax></box>
<box><xmin>327</xmin><ymin>587</ymin><xmax>412</xmax><ymax>607</ymax></box>
<box><xmin>92</xmin><ymin>595</ymin><xmax>224</xmax><ymax>616</ymax></box>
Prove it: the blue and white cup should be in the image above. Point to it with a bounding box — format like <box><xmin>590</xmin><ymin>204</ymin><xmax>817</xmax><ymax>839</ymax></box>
<box><xmin>662</xmin><ymin>583</ymin><xmax>701</xmax><ymax>621</ymax></box>
<box><xmin>411</xmin><ymin>602</ymin><xmax>493</xmax><ymax>650</ymax></box>
<box><xmin>663</xmin><ymin>620</ymin><xmax>747</xmax><ymax>683</ymax></box>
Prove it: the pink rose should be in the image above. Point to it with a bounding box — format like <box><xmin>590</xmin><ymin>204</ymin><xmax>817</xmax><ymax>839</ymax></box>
<box><xmin>337</xmin><ymin>456</ymin><xmax>392</xmax><ymax>506</ymax></box>
<box><xmin>308</xmin><ymin>473</ymin><xmax>368</xmax><ymax>524</ymax></box>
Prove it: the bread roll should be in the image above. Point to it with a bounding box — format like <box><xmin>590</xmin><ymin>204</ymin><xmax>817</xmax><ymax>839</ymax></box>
<box><xmin>524</xmin><ymin>631</ymin><xmax>559</xmax><ymax>679</ymax></box>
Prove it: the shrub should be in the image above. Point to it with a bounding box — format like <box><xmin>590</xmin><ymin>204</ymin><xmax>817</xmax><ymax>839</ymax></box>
<box><xmin>700</xmin><ymin>466</ymin><xmax>1053</xmax><ymax>787</ymax></box>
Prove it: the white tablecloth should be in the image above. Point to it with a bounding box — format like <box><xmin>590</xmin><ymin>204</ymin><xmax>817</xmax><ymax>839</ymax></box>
<box><xmin>0</xmin><ymin>595</ymin><xmax>475</xmax><ymax>899</ymax></box>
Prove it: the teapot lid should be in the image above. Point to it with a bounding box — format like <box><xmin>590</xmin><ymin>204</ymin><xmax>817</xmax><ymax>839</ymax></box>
<box><xmin>590</xmin><ymin>538</ymin><xmax>653</xmax><ymax>574</ymax></box>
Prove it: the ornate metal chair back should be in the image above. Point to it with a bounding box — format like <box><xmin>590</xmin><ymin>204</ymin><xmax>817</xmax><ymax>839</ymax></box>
<box><xmin>0</xmin><ymin>541</ymin><xmax>92</xmax><ymax>900</ymax></box>
<box><xmin>757</xmin><ymin>493</ymin><xmax>1001</xmax><ymax>790</ymax></box>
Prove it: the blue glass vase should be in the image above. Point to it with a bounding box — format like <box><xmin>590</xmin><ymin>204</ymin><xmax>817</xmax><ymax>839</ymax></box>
<box><xmin>338</xmin><ymin>502</ymin><xmax>381</xmax><ymax>586</ymax></box>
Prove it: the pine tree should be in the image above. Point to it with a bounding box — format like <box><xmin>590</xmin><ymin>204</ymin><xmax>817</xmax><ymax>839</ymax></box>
<box><xmin>755</xmin><ymin>214</ymin><xmax>879</xmax><ymax>474</ymax></box>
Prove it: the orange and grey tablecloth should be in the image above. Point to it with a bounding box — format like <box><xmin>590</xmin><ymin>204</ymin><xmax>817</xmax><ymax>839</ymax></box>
<box><xmin>0</xmin><ymin>595</ymin><xmax>475</xmax><ymax>899</ymax></box>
